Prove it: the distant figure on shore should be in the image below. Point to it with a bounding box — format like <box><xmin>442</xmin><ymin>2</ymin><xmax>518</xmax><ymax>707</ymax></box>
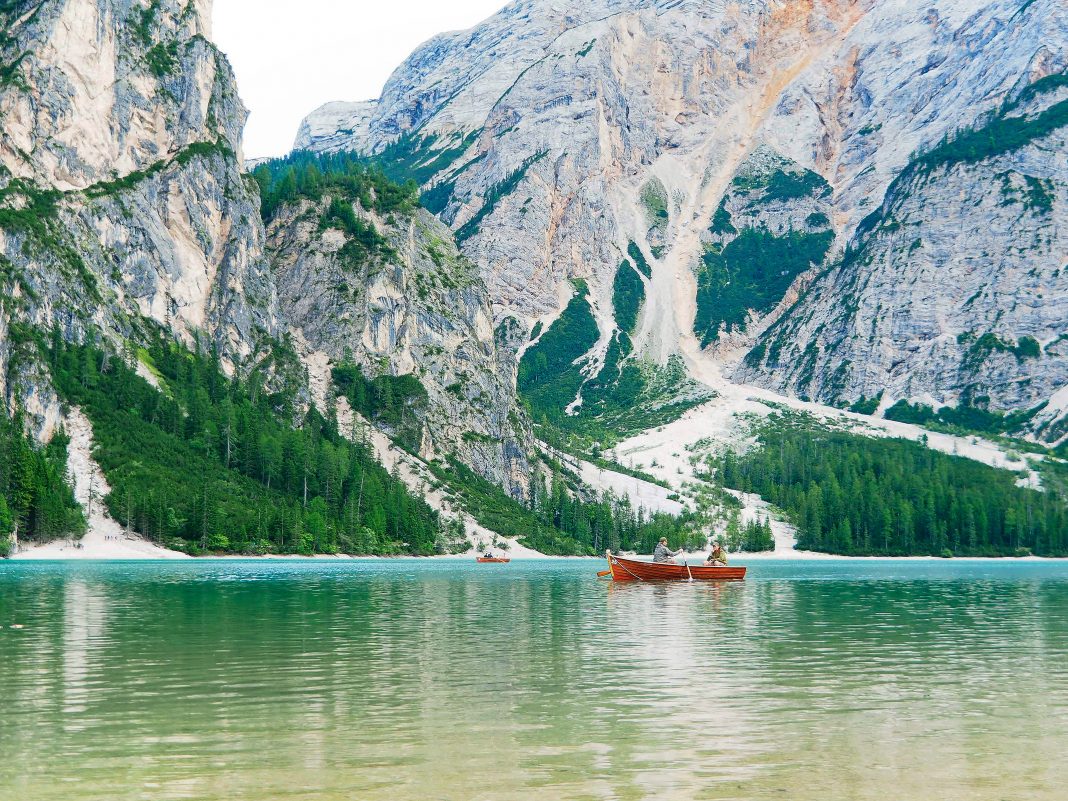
<box><xmin>652</xmin><ymin>537</ymin><xmax>681</xmax><ymax>564</ymax></box>
<box><xmin>707</xmin><ymin>543</ymin><xmax>728</xmax><ymax>566</ymax></box>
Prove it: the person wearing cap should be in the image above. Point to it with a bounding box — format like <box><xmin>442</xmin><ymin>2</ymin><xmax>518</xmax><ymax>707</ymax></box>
<box><xmin>707</xmin><ymin>542</ymin><xmax>728</xmax><ymax>566</ymax></box>
<box><xmin>652</xmin><ymin>537</ymin><xmax>681</xmax><ymax>564</ymax></box>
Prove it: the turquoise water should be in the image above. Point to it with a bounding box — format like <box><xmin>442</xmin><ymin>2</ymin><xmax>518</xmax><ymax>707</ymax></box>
<box><xmin>1</xmin><ymin>559</ymin><xmax>1066</xmax><ymax>800</ymax></box>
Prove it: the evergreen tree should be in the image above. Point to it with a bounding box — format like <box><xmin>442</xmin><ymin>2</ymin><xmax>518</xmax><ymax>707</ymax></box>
<box><xmin>714</xmin><ymin>423</ymin><xmax>1068</xmax><ymax>557</ymax></box>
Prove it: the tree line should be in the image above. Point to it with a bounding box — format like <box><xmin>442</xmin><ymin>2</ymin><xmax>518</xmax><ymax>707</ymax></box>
<box><xmin>432</xmin><ymin>456</ymin><xmax>707</xmax><ymax>557</ymax></box>
<box><xmin>713</xmin><ymin>424</ymin><xmax>1067</xmax><ymax>557</ymax></box>
<box><xmin>47</xmin><ymin>334</ymin><xmax>443</xmax><ymax>555</ymax></box>
<box><xmin>252</xmin><ymin>150</ymin><xmax>419</xmax><ymax>222</ymax></box>
<box><xmin>0</xmin><ymin>407</ymin><xmax>85</xmax><ymax>555</ymax></box>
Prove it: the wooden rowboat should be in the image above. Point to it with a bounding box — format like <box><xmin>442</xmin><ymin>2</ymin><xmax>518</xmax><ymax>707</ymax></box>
<box><xmin>604</xmin><ymin>551</ymin><xmax>746</xmax><ymax>582</ymax></box>
<box><xmin>476</xmin><ymin>557</ymin><xmax>511</xmax><ymax>563</ymax></box>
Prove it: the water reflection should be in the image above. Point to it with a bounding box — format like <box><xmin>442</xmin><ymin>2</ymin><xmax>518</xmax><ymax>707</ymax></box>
<box><xmin>62</xmin><ymin>579</ymin><xmax>108</xmax><ymax>721</ymax></box>
<box><xmin>0</xmin><ymin>560</ymin><xmax>1066</xmax><ymax>800</ymax></box>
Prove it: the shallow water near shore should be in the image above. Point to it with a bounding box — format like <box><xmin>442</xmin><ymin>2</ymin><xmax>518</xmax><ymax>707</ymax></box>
<box><xmin>1</xmin><ymin>559</ymin><xmax>1066</xmax><ymax>800</ymax></box>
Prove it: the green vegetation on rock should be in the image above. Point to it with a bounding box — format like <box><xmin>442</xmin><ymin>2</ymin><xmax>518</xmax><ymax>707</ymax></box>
<box><xmin>884</xmin><ymin>399</ymin><xmax>1045</xmax><ymax>438</ymax></box>
<box><xmin>957</xmin><ymin>331</ymin><xmax>1041</xmax><ymax>366</ymax></box>
<box><xmin>254</xmin><ymin>150</ymin><xmax>421</xmax><ymax>266</ymax></box>
<box><xmin>910</xmin><ymin>74</ymin><xmax>1068</xmax><ymax>177</ymax></box>
<box><xmin>85</xmin><ymin>139</ymin><xmax>235</xmax><ymax>199</ymax></box>
<box><xmin>0</xmin><ymin>404</ymin><xmax>85</xmax><ymax>553</ymax></box>
<box><xmin>332</xmin><ymin>365</ymin><xmax>428</xmax><ymax>454</ymax></box>
<box><xmin>47</xmin><ymin>334</ymin><xmax>442</xmax><ymax>556</ymax></box>
<box><xmin>694</xmin><ymin>228</ymin><xmax>833</xmax><ymax>345</ymax></box>
<box><xmin>641</xmin><ymin>178</ymin><xmax>669</xmax><ymax>243</ymax></box>
<box><xmin>626</xmin><ymin>242</ymin><xmax>652</xmax><ymax>278</ymax></box>
<box><xmin>146</xmin><ymin>41</ymin><xmax>179</xmax><ymax>77</ymax></box>
<box><xmin>0</xmin><ymin>179</ymin><xmax>100</xmax><ymax>301</ymax></box>
<box><xmin>612</xmin><ymin>259</ymin><xmax>645</xmax><ymax>336</ymax></box>
<box><xmin>253</xmin><ymin>150</ymin><xmax>418</xmax><ymax>221</ymax></box>
<box><xmin>760</xmin><ymin>169</ymin><xmax>832</xmax><ymax>203</ymax></box>
<box><xmin>373</xmin><ymin>129</ymin><xmax>482</xmax><ymax>188</ymax></box>
<box><xmin>731</xmin><ymin>167</ymin><xmax>831</xmax><ymax>203</ymax></box>
<box><xmin>517</xmin><ymin>279</ymin><xmax>598</xmax><ymax>418</ymax></box>
<box><xmin>456</xmin><ymin>151</ymin><xmax>547</xmax><ymax>243</ymax></box>
<box><xmin>518</xmin><ymin>278</ymin><xmax>705</xmax><ymax>446</ymax></box>
<box><xmin>710</xmin><ymin>204</ymin><xmax>736</xmax><ymax>235</ymax></box>
<box><xmin>130</xmin><ymin>0</ymin><xmax>160</xmax><ymax>46</ymax></box>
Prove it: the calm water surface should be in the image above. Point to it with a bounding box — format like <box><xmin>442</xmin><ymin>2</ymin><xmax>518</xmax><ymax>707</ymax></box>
<box><xmin>1</xmin><ymin>559</ymin><xmax>1066</xmax><ymax>800</ymax></box>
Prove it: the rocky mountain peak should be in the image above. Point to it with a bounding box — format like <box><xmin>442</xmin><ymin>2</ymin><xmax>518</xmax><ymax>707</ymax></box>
<box><xmin>297</xmin><ymin>0</ymin><xmax>1068</xmax><ymax>440</ymax></box>
<box><xmin>1</xmin><ymin>0</ymin><xmax>238</xmax><ymax>193</ymax></box>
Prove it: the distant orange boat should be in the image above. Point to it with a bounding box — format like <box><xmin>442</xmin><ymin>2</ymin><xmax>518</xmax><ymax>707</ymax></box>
<box><xmin>604</xmin><ymin>551</ymin><xmax>746</xmax><ymax>582</ymax></box>
<box><xmin>476</xmin><ymin>557</ymin><xmax>511</xmax><ymax>563</ymax></box>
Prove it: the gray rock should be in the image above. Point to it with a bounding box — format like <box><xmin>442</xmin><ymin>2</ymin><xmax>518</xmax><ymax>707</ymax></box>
<box><xmin>267</xmin><ymin>196</ymin><xmax>533</xmax><ymax>497</ymax></box>
<box><xmin>298</xmin><ymin>0</ymin><xmax>1068</xmax><ymax>439</ymax></box>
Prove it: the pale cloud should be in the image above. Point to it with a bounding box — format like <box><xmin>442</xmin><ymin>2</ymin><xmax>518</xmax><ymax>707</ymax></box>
<box><xmin>213</xmin><ymin>1</ymin><xmax>505</xmax><ymax>158</ymax></box>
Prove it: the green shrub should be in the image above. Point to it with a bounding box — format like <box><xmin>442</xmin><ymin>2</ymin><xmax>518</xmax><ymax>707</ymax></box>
<box><xmin>612</xmin><ymin>260</ymin><xmax>644</xmax><ymax>336</ymax></box>
<box><xmin>146</xmin><ymin>41</ymin><xmax>179</xmax><ymax>77</ymax></box>
<box><xmin>694</xmin><ymin>228</ymin><xmax>833</xmax><ymax>344</ymax></box>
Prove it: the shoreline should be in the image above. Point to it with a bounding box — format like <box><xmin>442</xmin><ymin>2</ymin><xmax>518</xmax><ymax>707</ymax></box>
<box><xmin>6</xmin><ymin>551</ymin><xmax>1067</xmax><ymax>563</ymax></box>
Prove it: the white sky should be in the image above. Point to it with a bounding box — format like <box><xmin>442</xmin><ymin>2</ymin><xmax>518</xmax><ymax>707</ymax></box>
<box><xmin>212</xmin><ymin>1</ymin><xmax>506</xmax><ymax>159</ymax></box>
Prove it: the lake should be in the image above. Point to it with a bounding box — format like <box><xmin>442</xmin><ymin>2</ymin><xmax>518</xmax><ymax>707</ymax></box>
<box><xmin>1</xmin><ymin>559</ymin><xmax>1066</xmax><ymax>800</ymax></box>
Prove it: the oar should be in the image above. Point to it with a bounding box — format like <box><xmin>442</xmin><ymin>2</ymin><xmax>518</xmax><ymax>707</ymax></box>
<box><xmin>596</xmin><ymin>569</ymin><xmax>611</xmax><ymax>577</ymax></box>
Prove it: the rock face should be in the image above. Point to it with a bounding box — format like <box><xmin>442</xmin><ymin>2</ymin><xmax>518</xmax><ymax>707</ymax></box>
<box><xmin>0</xmin><ymin>0</ymin><xmax>278</xmax><ymax>373</ymax></box>
<box><xmin>0</xmin><ymin>0</ymin><xmax>534</xmax><ymax>496</ymax></box>
<box><xmin>736</xmin><ymin>78</ymin><xmax>1068</xmax><ymax>428</ymax></box>
<box><xmin>298</xmin><ymin>0</ymin><xmax>1068</xmax><ymax>438</ymax></box>
<box><xmin>266</xmin><ymin>196</ymin><xmax>532</xmax><ymax>498</ymax></box>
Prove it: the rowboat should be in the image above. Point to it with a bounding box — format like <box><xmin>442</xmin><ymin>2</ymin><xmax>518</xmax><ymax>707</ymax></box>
<box><xmin>476</xmin><ymin>557</ymin><xmax>511</xmax><ymax>563</ymax></box>
<box><xmin>604</xmin><ymin>551</ymin><xmax>746</xmax><ymax>582</ymax></box>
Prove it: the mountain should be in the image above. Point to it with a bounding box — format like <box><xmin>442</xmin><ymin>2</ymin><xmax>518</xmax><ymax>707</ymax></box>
<box><xmin>253</xmin><ymin>153</ymin><xmax>532</xmax><ymax>498</ymax></box>
<box><xmin>1</xmin><ymin>0</ymin><xmax>277</xmax><ymax>425</ymax></box>
<box><xmin>2</xmin><ymin>0</ymin><xmax>1066</xmax><ymax>559</ymax></box>
<box><xmin>298</xmin><ymin>0</ymin><xmax>1068</xmax><ymax>442</ymax></box>
<box><xmin>0</xmin><ymin>0</ymin><xmax>535</xmax><ymax>555</ymax></box>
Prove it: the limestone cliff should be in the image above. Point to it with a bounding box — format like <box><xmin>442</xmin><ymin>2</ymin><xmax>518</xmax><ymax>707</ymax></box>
<box><xmin>0</xmin><ymin>0</ymin><xmax>534</xmax><ymax>498</ymax></box>
<box><xmin>0</xmin><ymin>0</ymin><xmax>278</xmax><ymax>375</ymax></box>
<box><xmin>299</xmin><ymin>0</ymin><xmax>1068</xmax><ymax>439</ymax></box>
<box><xmin>735</xmin><ymin>75</ymin><xmax>1068</xmax><ymax>434</ymax></box>
<box><xmin>264</xmin><ymin>190</ymin><xmax>532</xmax><ymax>499</ymax></box>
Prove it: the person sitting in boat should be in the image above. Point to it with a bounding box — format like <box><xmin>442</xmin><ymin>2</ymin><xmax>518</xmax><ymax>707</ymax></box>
<box><xmin>706</xmin><ymin>542</ymin><xmax>728</xmax><ymax>566</ymax></box>
<box><xmin>482</xmin><ymin>551</ymin><xmax>496</xmax><ymax>560</ymax></box>
<box><xmin>653</xmin><ymin>537</ymin><xmax>681</xmax><ymax>564</ymax></box>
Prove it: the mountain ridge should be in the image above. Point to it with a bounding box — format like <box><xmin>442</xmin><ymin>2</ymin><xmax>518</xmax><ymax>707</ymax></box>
<box><xmin>298</xmin><ymin>0</ymin><xmax>1068</xmax><ymax>442</ymax></box>
<box><xmin>2</xmin><ymin>0</ymin><xmax>1066</xmax><ymax>560</ymax></box>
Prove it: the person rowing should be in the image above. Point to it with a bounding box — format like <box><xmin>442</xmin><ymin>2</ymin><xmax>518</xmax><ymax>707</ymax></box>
<box><xmin>706</xmin><ymin>542</ymin><xmax>728</xmax><ymax>566</ymax></box>
<box><xmin>652</xmin><ymin>537</ymin><xmax>682</xmax><ymax>564</ymax></box>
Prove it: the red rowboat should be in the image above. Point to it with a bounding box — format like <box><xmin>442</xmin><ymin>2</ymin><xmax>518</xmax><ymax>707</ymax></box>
<box><xmin>476</xmin><ymin>557</ymin><xmax>511</xmax><ymax>563</ymax></box>
<box><xmin>604</xmin><ymin>551</ymin><xmax>746</xmax><ymax>582</ymax></box>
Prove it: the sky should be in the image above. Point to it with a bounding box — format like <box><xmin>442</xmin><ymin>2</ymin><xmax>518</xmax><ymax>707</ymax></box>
<box><xmin>212</xmin><ymin>1</ymin><xmax>506</xmax><ymax>159</ymax></box>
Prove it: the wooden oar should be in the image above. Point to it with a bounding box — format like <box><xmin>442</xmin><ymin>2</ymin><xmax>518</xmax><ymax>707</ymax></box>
<box><xmin>597</xmin><ymin>569</ymin><xmax>611</xmax><ymax>577</ymax></box>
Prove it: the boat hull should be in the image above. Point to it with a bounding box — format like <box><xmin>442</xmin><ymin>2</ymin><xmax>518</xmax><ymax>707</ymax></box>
<box><xmin>476</xmin><ymin>558</ymin><xmax>511</xmax><ymax>563</ymax></box>
<box><xmin>605</xmin><ymin>552</ymin><xmax>746</xmax><ymax>581</ymax></box>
